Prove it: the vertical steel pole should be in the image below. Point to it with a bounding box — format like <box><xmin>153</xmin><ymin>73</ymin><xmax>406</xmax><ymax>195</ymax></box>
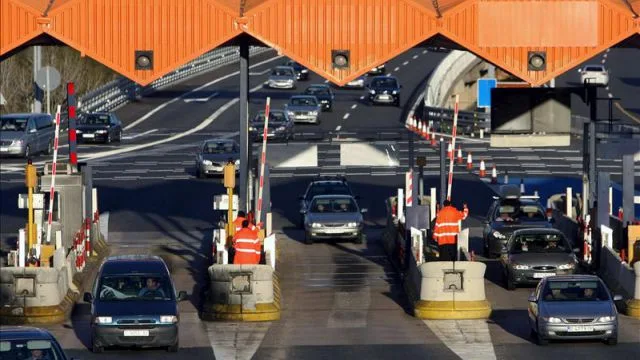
<box><xmin>67</xmin><ymin>83</ymin><xmax>78</xmax><ymax>169</ymax></box>
<box><xmin>408</xmin><ymin>132</ymin><xmax>415</xmax><ymax>172</ymax></box>
<box><xmin>588</xmin><ymin>87</ymin><xmax>597</xmax><ymax>209</ymax></box>
<box><xmin>33</xmin><ymin>46</ymin><xmax>42</xmax><ymax>113</ymax></box>
<box><xmin>239</xmin><ymin>38</ymin><xmax>249</xmax><ymax>213</ymax></box>
<box><xmin>622</xmin><ymin>154</ymin><xmax>635</xmax><ymax>224</ymax></box>
<box><xmin>439</xmin><ymin>139</ymin><xmax>446</xmax><ymax>206</ymax></box>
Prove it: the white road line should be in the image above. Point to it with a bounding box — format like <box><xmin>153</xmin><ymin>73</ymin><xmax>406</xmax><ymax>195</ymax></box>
<box><xmin>324</xmin><ymin>79</ymin><xmax>330</xmax><ymax>83</ymax></box>
<box><xmin>249</xmin><ymin>69</ymin><xmax>271</xmax><ymax>76</ymax></box>
<box><xmin>125</xmin><ymin>55</ymin><xmax>282</xmax><ymax>130</ymax></box>
<box><xmin>424</xmin><ymin>320</ymin><xmax>497</xmax><ymax>360</ymax></box>
<box><xmin>402</xmin><ymin>61</ymin><xmax>409</xmax><ymax>66</ymax></box>
<box><xmin>608</xmin><ymin>93</ymin><xmax>613</xmax><ymax>98</ymax></box>
<box><xmin>351</xmin><ymin>104</ymin><xmax>357</xmax><ymax>110</ymax></box>
<box><xmin>602</xmin><ymin>59</ymin><xmax>606</xmax><ymax>64</ymax></box>
<box><xmin>183</xmin><ymin>91</ymin><xmax>219</xmax><ymax>103</ymax></box>
<box><xmin>413</xmin><ymin>55</ymin><xmax>418</xmax><ymax>59</ymax></box>
<box><xmin>394</xmin><ymin>67</ymin><xmax>400</xmax><ymax>72</ymax></box>
<box><xmin>603</xmin><ymin>54</ymin><xmax>608</xmax><ymax>58</ymax></box>
<box><xmin>606</xmin><ymin>48</ymin><xmax>610</xmax><ymax>52</ymax></box>
<box><xmin>359</xmin><ymin>95</ymin><xmax>365</xmax><ymax>100</ymax></box>
<box><xmin>121</xmin><ymin>129</ymin><xmax>159</xmax><ymax>140</ymax></box>
<box><xmin>335</xmin><ymin>126</ymin><xmax>342</xmax><ymax>131</ymax></box>
<box><xmin>343</xmin><ymin>113</ymin><xmax>350</xmax><ymax>120</ymax></box>
<box><xmin>423</xmin><ymin>50</ymin><xmax>428</xmax><ymax>54</ymax></box>
<box><xmin>206</xmin><ymin>322</ymin><xmax>271</xmax><ymax>360</ymax></box>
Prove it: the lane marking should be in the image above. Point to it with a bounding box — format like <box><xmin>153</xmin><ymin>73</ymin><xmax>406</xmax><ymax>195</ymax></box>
<box><xmin>249</xmin><ymin>69</ymin><xmax>271</xmax><ymax>76</ymax></box>
<box><xmin>359</xmin><ymin>95</ymin><xmax>365</xmax><ymax>100</ymax></box>
<box><xmin>413</xmin><ymin>55</ymin><xmax>419</xmax><ymax>59</ymax></box>
<box><xmin>351</xmin><ymin>104</ymin><xmax>357</xmax><ymax>110</ymax></box>
<box><xmin>424</xmin><ymin>320</ymin><xmax>497</xmax><ymax>360</ymax></box>
<box><xmin>206</xmin><ymin>322</ymin><xmax>271</xmax><ymax>360</ymax></box>
<box><xmin>183</xmin><ymin>91</ymin><xmax>219</xmax><ymax>103</ymax></box>
<box><xmin>394</xmin><ymin>67</ymin><xmax>400</xmax><ymax>72</ymax></box>
<box><xmin>343</xmin><ymin>113</ymin><xmax>350</xmax><ymax>120</ymax></box>
<box><xmin>602</xmin><ymin>59</ymin><xmax>606</xmax><ymax>64</ymax></box>
<box><xmin>614</xmin><ymin>102</ymin><xmax>640</xmax><ymax>125</ymax></box>
<box><xmin>335</xmin><ymin>125</ymin><xmax>342</xmax><ymax>131</ymax></box>
<box><xmin>121</xmin><ymin>129</ymin><xmax>159</xmax><ymax>140</ymax></box>
<box><xmin>603</xmin><ymin>54</ymin><xmax>608</xmax><ymax>58</ymax></box>
<box><xmin>324</xmin><ymin>79</ymin><xmax>330</xmax><ymax>83</ymax></box>
<box><xmin>124</xmin><ymin>55</ymin><xmax>282</xmax><ymax>130</ymax></box>
<box><xmin>423</xmin><ymin>50</ymin><xmax>428</xmax><ymax>54</ymax></box>
<box><xmin>386</xmin><ymin>73</ymin><xmax>392</xmax><ymax>77</ymax></box>
<box><xmin>402</xmin><ymin>61</ymin><xmax>409</xmax><ymax>66</ymax></box>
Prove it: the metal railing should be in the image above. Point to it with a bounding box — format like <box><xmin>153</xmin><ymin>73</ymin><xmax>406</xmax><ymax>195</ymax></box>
<box><xmin>422</xmin><ymin>105</ymin><xmax>490</xmax><ymax>135</ymax></box>
<box><xmin>76</xmin><ymin>46</ymin><xmax>272</xmax><ymax>114</ymax></box>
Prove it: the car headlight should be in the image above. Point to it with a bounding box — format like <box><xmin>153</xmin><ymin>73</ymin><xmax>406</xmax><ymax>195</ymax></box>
<box><xmin>347</xmin><ymin>222</ymin><xmax>358</xmax><ymax>227</ymax></box>
<box><xmin>96</xmin><ymin>129</ymin><xmax>107</xmax><ymax>134</ymax></box>
<box><xmin>249</xmin><ymin>127</ymin><xmax>256</xmax><ymax>131</ymax></box>
<box><xmin>311</xmin><ymin>223</ymin><xmax>321</xmax><ymax>228</ymax></box>
<box><xmin>287</xmin><ymin>79</ymin><xmax>293</xmax><ymax>83</ymax></box>
<box><xmin>76</xmin><ymin>129</ymin><xmax>82</xmax><ymax>133</ymax></box>
<box><xmin>235</xmin><ymin>159</ymin><xmax>240</xmax><ymax>165</ymax></box>
<box><xmin>597</xmin><ymin>316</ymin><xmax>615</xmax><ymax>322</ymax></box>
<box><xmin>369</xmin><ymin>90</ymin><xmax>376</xmax><ymax>95</ymax></box>
<box><xmin>310</xmin><ymin>111</ymin><xmax>318</xmax><ymax>115</ymax></box>
<box><xmin>492</xmin><ymin>231</ymin><xmax>506</xmax><ymax>239</ymax></box>
<box><xmin>321</xmin><ymin>100</ymin><xmax>328</xmax><ymax>103</ymax></box>
<box><xmin>202</xmin><ymin>160</ymin><xmax>212</xmax><ymax>166</ymax></box>
<box><xmin>392</xmin><ymin>90</ymin><xmax>398</xmax><ymax>95</ymax></box>
<box><xmin>95</xmin><ymin>316</ymin><xmax>113</xmax><ymax>324</ymax></box>
<box><xmin>160</xmin><ymin>315</ymin><xmax>178</xmax><ymax>324</ymax></box>
<box><xmin>276</xmin><ymin>126</ymin><xmax>286</xmax><ymax>131</ymax></box>
<box><xmin>558</xmin><ymin>263</ymin><xmax>575</xmax><ymax>270</ymax></box>
<box><xmin>287</xmin><ymin>111</ymin><xmax>295</xmax><ymax>116</ymax></box>
<box><xmin>11</xmin><ymin>139</ymin><xmax>24</xmax><ymax>146</ymax></box>
<box><xmin>544</xmin><ymin>317</ymin><xmax>562</xmax><ymax>323</ymax></box>
<box><xmin>512</xmin><ymin>264</ymin><xmax>530</xmax><ymax>270</ymax></box>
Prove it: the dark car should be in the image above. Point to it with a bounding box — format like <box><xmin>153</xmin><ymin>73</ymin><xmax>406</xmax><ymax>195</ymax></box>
<box><xmin>367</xmin><ymin>76</ymin><xmax>401</xmax><ymax>106</ymax></box>
<box><xmin>84</xmin><ymin>255</ymin><xmax>188</xmax><ymax>353</ymax></box>
<box><xmin>298</xmin><ymin>176</ymin><xmax>356</xmax><ymax>227</ymax></box>
<box><xmin>285</xmin><ymin>60</ymin><xmax>309</xmax><ymax>81</ymax></box>
<box><xmin>195</xmin><ymin>138</ymin><xmax>240</xmax><ymax>178</ymax></box>
<box><xmin>249</xmin><ymin>109</ymin><xmax>295</xmax><ymax>141</ymax></box>
<box><xmin>501</xmin><ymin>228</ymin><xmax>579</xmax><ymax>290</ymax></box>
<box><xmin>483</xmin><ymin>186</ymin><xmax>553</xmax><ymax>258</ymax></box>
<box><xmin>77</xmin><ymin>112</ymin><xmax>123</xmax><ymax>144</ymax></box>
<box><xmin>304</xmin><ymin>84</ymin><xmax>335</xmax><ymax>112</ymax></box>
<box><xmin>0</xmin><ymin>326</ymin><xmax>73</xmax><ymax>360</ymax></box>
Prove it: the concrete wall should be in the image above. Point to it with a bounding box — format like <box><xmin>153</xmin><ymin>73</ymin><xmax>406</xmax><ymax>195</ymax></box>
<box><xmin>39</xmin><ymin>174</ymin><xmax>84</xmax><ymax>249</ymax></box>
<box><xmin>208</xmin><ymin>264</ymin><xmax>274</xmax><ymax>308</ymax></box>
<box><xmin>419</xmin><ymin>262</ymin><xmax>487</xmax><ymax>302</ymax></box>
<box><xmin>0</xmin><ymin>266</ymin><xmax>70</xmax><ymax>307</ymax></box>
<box><xmin>597</xmin><ymin>246</ymin><xmax>636</xmax><ymax>300</ymax></box>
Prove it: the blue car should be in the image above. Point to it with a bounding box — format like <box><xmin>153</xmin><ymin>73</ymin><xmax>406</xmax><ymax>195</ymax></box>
<box><xmin>0</xmin><ymin>326</ymin><xmax>73</xmax><ymax>360</ymax></box>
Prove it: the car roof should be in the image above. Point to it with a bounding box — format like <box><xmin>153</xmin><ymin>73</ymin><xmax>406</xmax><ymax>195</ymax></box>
<box><xmin>101</xmin><ymin>255</ymin><xmax>168</xmax><ymax>275</ymax></box>
<box><xmin>311</xmin><ymin>194</ymin><xmax>354</xmax><ymax>200</ymax></box>
<box><xmin>371</xmin><ymin>75</ymin><xmax>397</xmax><ymax>80</ymax></box>
<box><xmin>275</xmin><ymin>65</ymin><xmax>294</xmax><ymax>70</ymax></box>
<box><xmin>545</xmin><ymin>274</ymin><xmax>601</xmax><ymax>282</ymax></box>
<box><xmin>311</xmin><ymin>180</ymin><xmax>348</xmax><ymax>185</ymax></box>
<box><xmin>203</xmin><ymin>138</ymin><xmax>237</xmax><ymax>145</ymax></box>
<box><xmin>0</xmin><ymin>113</ymin><xmax>49</xmax><ymax>118</ymax></box>
<box><xmin>584</xmin><ymin>64</ymin><xmax>605</xmax><ymax>68</ymax></box>
<box><xmin>0</xmin><ymin>326</ymin><xmax>56</xmax><ymax>341</ymax></box>
<box><xmin>307</xmin><ymin>84</ymin><xmax>329</xmax><ymax>89</ymax></box>
<box><xmin>512</xmin><ymin>228</ymin><xmax>564</xmax><ymax>236</ymax></box>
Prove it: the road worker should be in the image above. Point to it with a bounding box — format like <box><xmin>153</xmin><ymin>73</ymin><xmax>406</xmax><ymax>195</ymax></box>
<box><xmin>233</xmin><ymin>210</ymin><xmax>247</xmax><ymax>232</ymax></box>
<box><xmin>433</xmin><ymin>200</ymin><xmax>468</xmax><ymax>261</ymax></box>
<box><xmin>232</xmin><ymin>220</ymin><xmax>261</xmax><ymax>264</ymax></box>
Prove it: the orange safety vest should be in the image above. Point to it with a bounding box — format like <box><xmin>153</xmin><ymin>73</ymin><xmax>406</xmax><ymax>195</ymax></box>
<box><xmin>232</xmin><ymin>227</ymin><xmax>261</xmax><ymax>264</ymax></box>
<box><xmin>433</xmin><ymin>206</ymin><xmax>466</xmax><ymax>245</ymax></box>
<box><xmin>233</xmin><ymin>216</ymin><xmax>246</xmax><ymax>232</ymax></box>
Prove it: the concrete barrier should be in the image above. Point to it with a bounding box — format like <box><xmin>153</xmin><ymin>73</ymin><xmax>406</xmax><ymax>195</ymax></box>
<box><xmin>202</xmin><ymin>264</ymin><xmax>280</xmax><ymax>321</ymax></box>
<box><xmin>597</xmin><ymin>246</ymin><xmax>639</xmax><ymax>318</ymax></box>
<box><xmin>628</xmin><ymin>263</ymin><xmax>640</xmax><ymax>318</ymax></box>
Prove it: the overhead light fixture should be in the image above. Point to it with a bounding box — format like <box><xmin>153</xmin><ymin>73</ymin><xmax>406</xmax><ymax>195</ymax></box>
<box><xmin>332</xmin><ymin>50</ymin><xmax>349</xmax><ymax>69</ymax></box>
<box><xmin>528</xmin><ymin>51</ymin><xmax>546</xmax><ymax>71</ymax></box>
<box><xmin>135</xmin><ymin>50</ymin><xmax>154</xmax><ymax>70</ymax></box>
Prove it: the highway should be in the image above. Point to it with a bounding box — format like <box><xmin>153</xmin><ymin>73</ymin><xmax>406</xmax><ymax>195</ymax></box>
<box><xmin>1</xmin><ymin>47</ymin><xmax>639</xmax><ymax>359</ymax></box>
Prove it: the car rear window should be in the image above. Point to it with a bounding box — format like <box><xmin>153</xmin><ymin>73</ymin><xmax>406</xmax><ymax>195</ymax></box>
<box><xmin>510</xmin><ymin>233</ymin><xmax>571</xmax><ymax>253</ymax></box>
<box><xmin>291</xmin><ymin>97</ymin><xmax>317</xmax><ymax>106</ymax></box>
<box><xmin>584</xmin><ymin>66</ymin><xmax>604</xmax><ymax>72</ymax></box>
<box><xmin>495</xmin><ymin>201</ymin><xmax>545</xmax><ymax>221</ymax></box>
<box><xmin>306</xmin><ymin>184</ymin><xmax>351</xmax><ymax>199</ymax></box>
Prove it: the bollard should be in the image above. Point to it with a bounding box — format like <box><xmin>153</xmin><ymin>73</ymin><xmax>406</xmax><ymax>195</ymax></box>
<box><xmin>479</xmin><ymin>129</ymin><xmax>484</xmax><ymax>138</ymax></box>
<box><xmin>491</xmin><ymin>165</ymin><xmax>498</xmax><ymax>184</ymax></box>
<box><xmin>421</xmin><ymin>122</ymin><xmax>427</xmax><ymax>138</ymax></box>
<box><xmin>447</xmin><ymin>142</ymin><xmax>453</xmax><ymax>160</ymax></box>
<box><xmin>457</xmin><ymin>147</ymin><xmax>463</xmax><ymax>165</ymax></box>
<box><xmin>479</xmin><ymin>160</ymin><xmax>486</xmax><ymax>177</ymax></box>
<box><xmin>467</xmin><ymin>152</ymin><xmax>473</xmax><ymax>170</ymax></box>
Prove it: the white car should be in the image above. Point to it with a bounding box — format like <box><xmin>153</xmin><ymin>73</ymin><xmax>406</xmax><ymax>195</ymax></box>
<box><xmin>579</xmin><ymin>65</ymin><xmax>609</xmax><ymax>86</ymax></box>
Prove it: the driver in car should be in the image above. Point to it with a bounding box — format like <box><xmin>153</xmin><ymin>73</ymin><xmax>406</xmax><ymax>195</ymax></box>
<box><xmin>25</xmin><ymin>349</ymin><xmax>50</xmax><ymax>360</ymax></box>
<box><xmin>138</xmin><ymin>278</ymin><xmax>166</xmax><ymax>298</ymax></box>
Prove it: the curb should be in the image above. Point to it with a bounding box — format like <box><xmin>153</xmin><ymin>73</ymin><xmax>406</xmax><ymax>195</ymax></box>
<box><xmin>414</xmin><ymin>300</ymin><xmax>492</xmax><ymax>320</ymax></box>
<box><xmin>625</xmin><ymin>299</ymin><xmax>640</xmax><ymax>319</ymax></box>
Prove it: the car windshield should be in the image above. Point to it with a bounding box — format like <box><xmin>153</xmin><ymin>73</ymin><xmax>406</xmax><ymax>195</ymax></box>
<box><xmin>203</xmin><ymin>141</ymin><xmax>238</xmax><ymax>154</ymax></box>
<box><xmin>310</xmin><ymin>197</ymin><xmax>358</xmax><ymax>213</ymax></box>
<box><xmin>495</xmin><ymin>201</ymin><xmax>546</xmax><ymax>222</ymax></box>
<box><xmin>80</xmin><ymin>114</ymin><xmax>110</xmax><ymax>125</ymax></box>
<box><xmin>272</xmin><ymin>68</ymin><xmax>293</xmax><ymax>77</ymax></box>
<box><xmin>510</xmin><ymin>233</ymin><xmax>571</xmax><ymax>254</ymax></box>
<box><xmin>254</xmin><ymin>112</ymin><xmax>287</xmax><ymax>124</ymax></box>
<box><xmin>306</xmin><ymin>183</ymin><xmax>351</xmax><ymax>200</ymax></box>
<box><xmin>305</xmin><ymin>87</ymin><xmax>329</xmax><ymax>95</ymax></box>
<box><xmin>0</xmin><ymin>339</ymin><xmax>65</xmax><ymax>360</ymax></box>
<box><xmin>0</xmin><ymin>116</ymin><xmax>28</xmax><ymax>132</ymax></box>
<box><xmin>290</xmin><ymin>97</ymin><xmax>317</xmax><ymax>106</ymax></box>
<box><xmin>371</xmin><ymin>78</ymin><xmax>398</xmax><ymax>88</ymax></box>
<box><xmin>98</xmin><ymin>273</ymin><xmax>174</xmax><ymax>301</ymax></box>
<box><xmin>542</xmin><ymin>280</ymin><xmax>610</xmax><ymax>302</ymax></box>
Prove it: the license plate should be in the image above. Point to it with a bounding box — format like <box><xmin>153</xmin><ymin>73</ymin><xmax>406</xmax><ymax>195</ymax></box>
<box><xmin>0</xmin><ymin>147</ymin><xmax>7</xmax><ymax>152</ymax></box>
<box><xmin>567</xmin><ymin>325</ymin><xmax>594</xmax><ymax>332</ymax></box>
<box><xmin>323</xmin><ymin>228</ymin><xmax>346</xmax><ymax>234</ymax></box>
<box><xmin>83</xmin><ymin>134</ymin><xmax>95</xmax><ymax>138</ymax></box>
<box><xmin>533</xmin><ymin>272</ymin><xmax>555</xmax><ymax>278</ymax></box>
<box><xmin>123</xmin><ymin>330</ymin><xmax>149</xmax><ymax>336</ymax></box>
<box><xmin>379</xmin><ymin>95</ymin><xmax>390</xmax><ymax>100</ymax></box>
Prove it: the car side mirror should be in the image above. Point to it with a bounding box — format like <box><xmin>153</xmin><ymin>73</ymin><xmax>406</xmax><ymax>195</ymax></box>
<box><xmin>360</xmin><ymin>208</ymin><xmax>368</xmax><ymax>214</ymax></box>
<box><xmin>177</xmin><ymin>291</ymin><xmax>188</xmax><ymax>302</ymax></box>
<box><xmin>528</xmin><ymin>293</ymin><xmax>537</xmax><ymax>303</ymax></box>
<box><xmin>613</xmin><ymin>294</ymin><xmax>623</xmax><ymax>301</ymax></box>
<box><xmin>83</xmin><ymin>292</ymin><xmax>93</xmax><ymax>303</ymax></box>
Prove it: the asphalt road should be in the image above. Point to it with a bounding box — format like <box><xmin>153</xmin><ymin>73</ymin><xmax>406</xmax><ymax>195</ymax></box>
<box><xmin>1</xmin><ymin>46</ymin><xmax>639</xmax><ymax>359</ymax></box>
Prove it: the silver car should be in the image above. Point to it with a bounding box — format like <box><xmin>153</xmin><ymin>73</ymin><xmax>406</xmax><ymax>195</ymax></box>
<box><xmin>528</xmin><ymin>275</ymin><xmax>621</xmax><ymax>346</ymax></box>
<box><xmin>301</xmin><ymin>195</ymin><xmax>367</xmax><ymax>245</ymax></box>
<box><xmin>285</xmin><ymin>95</ymin><xmax>321</xmax><ymax>124</ymax></box>
<box><xmin>266</xmin><ymin>66</ymin><xmax>297</xmax><ymax>89</ymax></box>
<box><xmin>195</xmin><ymin>139</ymin><xmax>240</xmax><ymax>178</ymax></box>
<box><xmin>501</xmin><ymin>228</ymin><xmax>579</xmax><ymax>290</ymax></box>
<box><xmin>0</xmin><ymin>113</ymin><xmax>55</xmax><ymax>158</ymax></box>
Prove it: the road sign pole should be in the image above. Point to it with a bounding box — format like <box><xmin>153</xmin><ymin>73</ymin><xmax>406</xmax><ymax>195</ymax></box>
<box><xmin>33</xmin><ymin>46</ymin><xmax>42</xmax><ymax>113</ymax></box>
<box><xmin>46</xmin><ymin>66</ymin><xmax>51</xmax><ymax>115</ymax></box>
<box><xmin>446</xmin><ymin>95</ymin><xmax>459</xmax><ymax>201</ymax></box>
<box><xmin>239</xmin><ymin>37</ymin><xmax>249</xmax><ymax>213</ymax></box>
<box><xmin>439</xmin><ymin>138</ymin><xmax>446</xmax><ymax>206</ymax></box>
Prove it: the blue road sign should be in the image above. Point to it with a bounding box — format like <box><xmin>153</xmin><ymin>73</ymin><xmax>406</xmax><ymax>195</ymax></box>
<box><xmin>477</xmin><ymin>78</ymin><xmax>497</xmax><ymax>108</ymax></box>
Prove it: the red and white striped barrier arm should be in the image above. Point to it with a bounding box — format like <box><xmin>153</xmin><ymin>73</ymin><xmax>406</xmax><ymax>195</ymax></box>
<box><xmin>446</xmin><ymin>95</ymin><xmax>460</xmax><ymax>201</ymax></box>
<box><xmin>46</xmin><ymin>106</ymin><xmax>62</xmax><ymax>245</ymax></box>
<box><xmin>256</xmin><ymin>97</ymin><xmax>271</xmax><ymax>226</ymax></box>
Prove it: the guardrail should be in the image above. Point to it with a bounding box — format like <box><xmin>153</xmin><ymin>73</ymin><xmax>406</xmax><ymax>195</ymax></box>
<box><xmin>422</xmin><ymin>105</ymin><xmax>490</xmax><ymax>135</ymax></box>
<box><xmin>76</xmin><ymin>46</ymin><xmax>272</xmax><ymax>115</ymax></box>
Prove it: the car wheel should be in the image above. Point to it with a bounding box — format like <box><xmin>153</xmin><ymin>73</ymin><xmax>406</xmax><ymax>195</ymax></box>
<box><xmin>106</xmin><ymin>134</ymin><xmax>112</xmax><ymax>144</ymax></box>
<box><xmin>91</xmin><ymin>336</ymin><xmax>104</xmax><ymax>353</ymax></box>
<box><xmin>536</xmin><ymin>331</ymin><xmax>548</xmax><ymax>346</ymax></box>
<box><xmin>23</xmin><ymin>145</ymin><xmax>31</xmax><ymax>159</ymax></box>
<box><xmin>167</xmin><ymin>338</ymin><xmax>179</xmax><ymax>352</ymax></box>
<box><xmin>354</xmin><ymin>233</ymin><xmax>364</xmax><ymax>244</ymax></box>
<box><xmin>46</xmin><ymin>140</ymin><xmax>53</xmax><ymax>155</ymax></box>
<box><xmin>605</xmin><ymin>334</ymin><xmax>618</xmax><ymax>346</ymax></box>
<box><xmin>304</xmin><ymin>232</ymin><xmax>313</xmax><ymax>245</ymax></box>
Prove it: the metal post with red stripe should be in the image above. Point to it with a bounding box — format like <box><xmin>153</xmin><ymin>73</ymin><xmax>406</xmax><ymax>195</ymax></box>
<box><xmin>446</xmin><ymin>94</ymin><xmax>460</xmax><ymax>201</ymax></box>
<box><xmin>45</xmin><ymin>106</ymin><xmax>62</xmax><ymax>246</ymax></box>
<box><xmin>66</xmin><ymin>82</ymin><xmax>78</xmax><ymax>169</ymax></box>
<box><xmin>255</xmin><ymin>97</ymin><xmax>271</xmax><ymax>227</ymax></box>
<box><xmin>405</xmin><ymin>170</ymin><xmax>413</xmax><ymax>207</ymax></box>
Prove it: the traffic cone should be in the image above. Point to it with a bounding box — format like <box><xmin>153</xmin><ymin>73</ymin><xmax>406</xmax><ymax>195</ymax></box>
<box><xmin>430</xmin><ymin>129</ymin><xmax>437</xmax><ymax>147</ymax></box>
<box><xmin>479</xmin><ymin>160</ymin><xmax>486</xmax><ymax>177</ymax></box>
<box><xmin>457</xmin><ymin>147</ymin><xmax>463</xmax><ymax>165</ymax></box>
<box><xmin>447</xmin><ymin>142</ymin><xmax>453</xmax><ymax>160</ymax></box>
<box><xmin>618</xmin><ymin>207</ymin><xmax>623</xmax><ymax>221</ymax></box>
<box><xmin>491</xmin><ymin>165</ymin><xmax>498</xmax><ymax>184</ymax></box>
<box><xmin>405</xmin><ymin>116</ymin><xmax>411</xmax><ymax>129</ymax></box>
<box><xmin>421</xmin><ymin>122</ymin><xmax>427</xmax><ymax>138</ymax></box>
<box><xmin>467</xmin><ymin>152</ymin><xmax>473</xmax><ymax>170</ymax></box>
<box><xmin>426</xmin><ymin>126</ymin><xmax>431</xmax><ymax>140</ymax></box>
